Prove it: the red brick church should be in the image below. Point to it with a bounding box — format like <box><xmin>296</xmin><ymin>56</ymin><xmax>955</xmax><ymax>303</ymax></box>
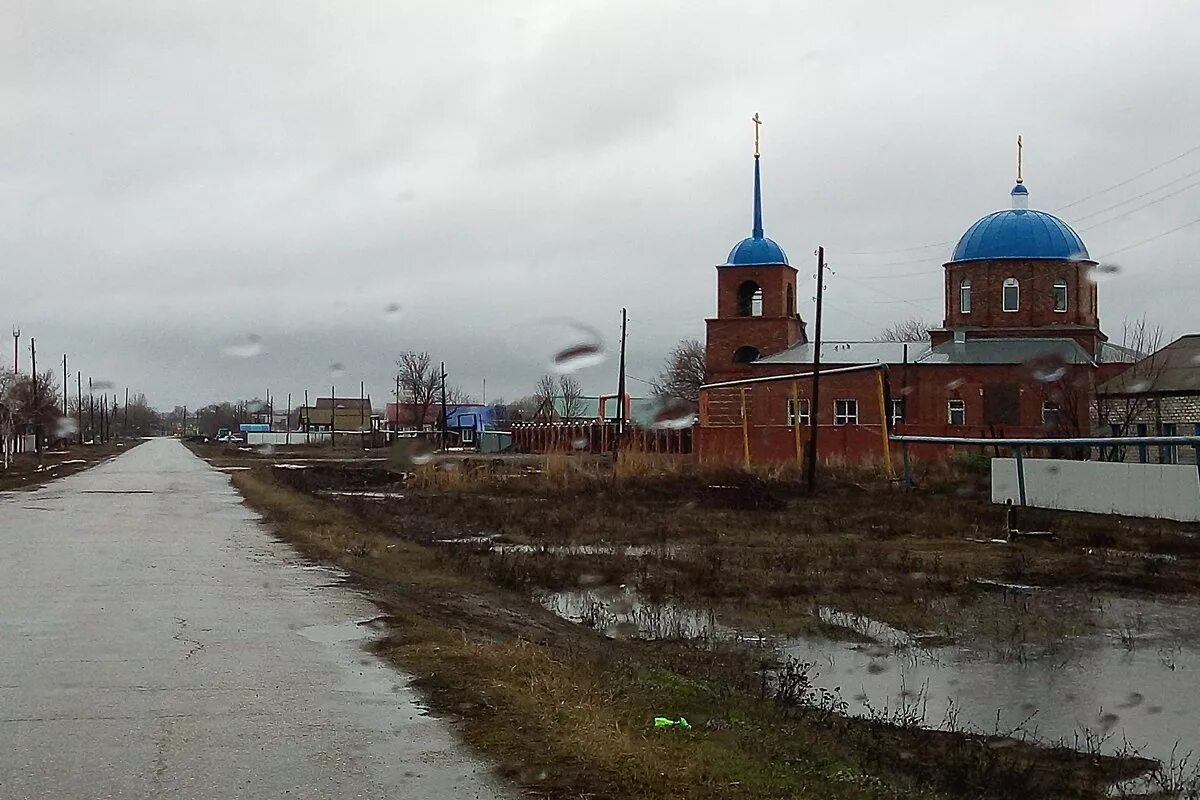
<box><xmin>696</xmin><ymin>132</ymin><xmax>1137</xmax><ymax>465</ymax></box>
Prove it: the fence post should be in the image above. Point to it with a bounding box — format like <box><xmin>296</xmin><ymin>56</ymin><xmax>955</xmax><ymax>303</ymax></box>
<box><xmin>1014</xmin><ymin>446</ymin><xmax>1027</xmax><ymax>507</ymax></box>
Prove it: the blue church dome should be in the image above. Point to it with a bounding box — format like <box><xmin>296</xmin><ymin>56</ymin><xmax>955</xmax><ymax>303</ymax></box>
<box><xmin>951</xmin><ymin>183</ymin><xmax>1089</xmax><ymax>262</ymax></box>
<box><xmin>723</xmin><ymin>151</ymin><xmax>789</xmax><ymax>266</ymax></box>
<box><xmin>727</xmin><ymin>235</ymin><xmax>788</xmax><ymax>266</ymax></box>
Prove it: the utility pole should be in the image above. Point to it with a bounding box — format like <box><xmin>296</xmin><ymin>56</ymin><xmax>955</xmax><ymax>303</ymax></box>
<box><xmin>88</xmin><ymin>379</ymin><xmax>95</xmax><ymax>442</ymax></box>
<box><xmin>359</xmin><ymin>380</ymin><xmax>366</xmax><ymax>449</ymax></box>
<box><xmin>304</xmin><ymin>389</ymin><xmax>310</xmax><ymax>444</ymax></box>
<box><xmin>285</xmin><ymin>392</ymin><xmax>292</xmax><ymax>446</ymax></box>
<box><xmin>11</xmin><ymin>327</ymin><xmax>19</xmax><ymax>375</ymax></box>
<box><xmin>62</xmin><ymin>355</ymin><xmax>68</xmax><ymax>418</ymax></box>
<box><xmin>393</xmin><ymin>373</ymin><xmax>400</xmax><ymax>445</ymax></box>
<box><xmin>806</xmin><ymin>246</ymin><xmax>826</xmax><ymax>492</ymax></box>
<box><xmin>330</xmin><ymin>385</ymin><xmax>335</xmax><ymax>448</ymax></box>
<box><xmin>124</xmin><ymin>388</ymin><xmax>129</xmax><ymax>435</ymax></box>
<box><xmin>614</xmin><ymin>307</ymin><xmax>628</xmax><ymax>454</ymax></box>
<box><xmin>76</xmin><ymin>372</ymin><xmax>83</xmax><ymax>446</ymax></box>
<box><xmin>29</xmin><ymin>338</ymin><xmax>38</xmax><ymax>451</ymax></box>
<box><xmin>439</xmin><ymin>361</ymin><xmax>448</xmax><ymax>451</ymax></box>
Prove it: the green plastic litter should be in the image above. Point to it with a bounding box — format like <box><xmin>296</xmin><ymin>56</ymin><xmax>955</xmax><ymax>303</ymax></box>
<box><xmin>653</xmin><ymin>716</ymin><xmax>692</xmax><ymax>730</ymax></box>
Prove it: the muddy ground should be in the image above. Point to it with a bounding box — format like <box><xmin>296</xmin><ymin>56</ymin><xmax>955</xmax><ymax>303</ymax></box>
<box><xmin>196</xmin><ymin>443</ymin><xmax>1200</xmax><ymax>799</ymax></box>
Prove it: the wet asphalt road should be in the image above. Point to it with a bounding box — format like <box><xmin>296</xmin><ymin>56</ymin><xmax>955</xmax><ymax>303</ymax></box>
<box><xmin>0</xmin><ymin>438</ymin><xmax>511</xmax><ymax>799</ymax></box>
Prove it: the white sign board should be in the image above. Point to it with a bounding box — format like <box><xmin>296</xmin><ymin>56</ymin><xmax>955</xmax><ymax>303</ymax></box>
<box><xmin>992</xmin><ymin>458</ymin><xmax>1200</xmax><ymax>522</ymax></box>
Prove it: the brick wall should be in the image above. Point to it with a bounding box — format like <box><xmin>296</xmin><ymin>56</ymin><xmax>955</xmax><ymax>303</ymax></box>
<box><xmin>942</xmin><ymin>258</ymin><xmax>1100</xmax><ymax>342</ymax></box>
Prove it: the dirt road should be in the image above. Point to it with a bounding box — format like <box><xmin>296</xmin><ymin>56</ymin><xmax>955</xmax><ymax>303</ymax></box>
<box><xmin>0</xmin><ymin>438</ymin><xmax>510</xmax><ymax>799</ymax></box>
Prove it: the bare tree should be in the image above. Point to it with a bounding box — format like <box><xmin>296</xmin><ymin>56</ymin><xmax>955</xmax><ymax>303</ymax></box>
<box><xmin>396</xmin><ymin>351</ymin><xmax>440</xmax><ymax>429</ymax></box>
<box><xmin>650</xmin><ymin>338</ymin><xmax>706</xmax><ymax>404</ymax></box>
<box><xmin>533</xmin><ymin>374</ymin><xmax>557</xmax><ymax>421</ymax></box>
<box><xmin>557</xmin><ymin>375</ymin><xmax>584</xmax><ymax>421</ymax></box>
<box><xmin>874</xmin><ymin>318</ymin><xmax>932</xmax><ymax>343</ymax></box>
<box><xmin>1095</xmin><ymin>316</ymin><xmax>1168</xmax><ymax>441</ymax></box>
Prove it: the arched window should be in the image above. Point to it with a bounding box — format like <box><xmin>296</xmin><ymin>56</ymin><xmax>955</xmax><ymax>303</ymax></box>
<box><xmin>1002</xmin><ymin>277</ymin><xmax>1019</xmax><ymax>312</ymax></box>
<box><xmin>959</xmin><ymin>278</ymin><xmax>972</xmax><ymax>314</ymax></box>
<box><xmin>1053</xmin><ymin>279</ymin><xmax>1068</xmax><ymax>312</ymax></box>
<box><xmin>737</xmin><ymin>280</ymin><xmax>764</xmax><ymax>317</ymax></box>
<box><xmin>786</xmin><ymin>284</ymin><xmax>795</xmax><ymax>317</ymax></box>
<box><xmin>732</xmin><ymin>345</ymin><xmax>760</xmax><ymax>364</ymax></box>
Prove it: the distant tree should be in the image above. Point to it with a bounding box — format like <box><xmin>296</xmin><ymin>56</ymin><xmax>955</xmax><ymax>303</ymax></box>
<box><xmin>396</xmin><ymin>351</ymin><xmax>440</xmax><ymax>429</ymax></box>
<box><xmin>558</xmin><ymin>375</ymin><xmax>584</xmax><ymax>420</ymax></box>
<box><xmin>505</xmin><ymin>395</ymin><xmax>540</xmax><ymax>423</ymax></box>
<box><xmin>1095</xmin><ymin>315</ymin><xmax>1169</xmax><ymax>440</ymax></box>
<box><xmin>651</xmin><ymin>338</ymin><xmax>706</xmax><ymax>404</ymax></box>
<box><xmin>873</xmin><ymin>318</ymin><xmax>931</xmax><ymax>343</ymax></box>
<box><xmin>533</xmin><ymin>374</ymin><xmax>558</xmax><ymax>421</ymax></box>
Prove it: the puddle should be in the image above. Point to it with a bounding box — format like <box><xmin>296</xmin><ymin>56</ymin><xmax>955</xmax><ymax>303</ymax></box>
<box><xmin>296</xmin><ymin>617</ymin><xmax>387</xmax><ymax>645</ymax></box>
<box><xmin>438</xmin><ymin>537</ymin><xmax>679</xmax><ymax>558</ymax></box>
<box><xmin>538</xmin><ymin>586</ymin><xmax>762</xmax><ymax>643</ymax></box>
<box><xmin>540</xmin><ymin>586</ymin><xmax>1200</xmax><ymax>772</ymax></box>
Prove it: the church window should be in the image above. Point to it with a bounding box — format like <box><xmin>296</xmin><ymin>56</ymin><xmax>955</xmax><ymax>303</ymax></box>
<box><xmin>959</xmin><ymin>279</ymin><xmax>971</xmax><ymax>314</ymax></box>
<box><xmin>787</xmin><ymin>398</ymin><xmax>810</xmax><ymax>426</ymax></box>
<box><xmin>732</xmin><ymin>345</ymin><xmax>760</xmax><ymax>364</ymax></box>
<box><xmin>1053</xmin><ymin>280</ymin><xmax>1068</xmax><ymax>312</ymax></box>
<box><xmin>787</xmin><ymin>284</ymin><xmax>795</xmax><ymax>317</ymax></box>
<box><xmin>947</xmin><ymin>399</ymin><xmax>966</xmax><ymax>425</ymax></box>
<box><xmin>889</xmin><ymin>399</ymin><xmax>905</xmax><ymax>426</ymax></box>
<box><xmin>1002</xmin><ymin>278</ymin><xmax>1019</xmax><ymax>312</ymax></box>
<box><xmin>737</xmin><ymin>280</ymin><xmax>764</xmax><ymax>317</ymax></box>
<box><xmin>833</xmin><ymin>399</ymin><xmax>858</xmax><ymax>425</ymax></box>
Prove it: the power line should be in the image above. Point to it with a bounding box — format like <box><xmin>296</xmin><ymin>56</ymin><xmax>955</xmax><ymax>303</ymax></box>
<box><xmin>1076</xmin><ymin>177</ymin><xmax>1200</xmax><ymax>232</ymax></box>
<box><xmin>1055</xmin><ymin>141</ymin><xmax>1200</xmax><ymax>212</ymax></box>
<box><xmin>1068</xmin><ymin>165</ymin><xmax>1200</xmax><ymax>223</ymax></box>
<box><xmin>1098</xmin><ymin>213</ymin><xmax>1200</xmax><ymax>259</ymax></box>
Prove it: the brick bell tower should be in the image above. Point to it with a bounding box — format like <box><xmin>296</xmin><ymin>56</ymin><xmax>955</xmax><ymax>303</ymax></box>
<box><xmin>705</xmin><ymin>114</ymin><xmax>807</xmax><ymax>382</ymax></box>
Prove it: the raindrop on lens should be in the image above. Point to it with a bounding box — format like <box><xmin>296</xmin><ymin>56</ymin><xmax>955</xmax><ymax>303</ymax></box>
<box><xmin>571</xmin><ymin>437</ymin><xmax>589</xmax><ymax>450</ymax></box>
<box><xmin>650</xmin><ymin>397</ymin><xmax>695</xmax><ymax>430</ymax></box>
<box><xmin>55</xmin><ymin>417</ymin><xmax>79</xmax><ymax>437</ymax></box>
<box><xmin>553</xmin><ymin>342</ymin><xmax>605</xmax><ymax>374</ymax></box>
<box><xmin>92</xmin><ymin>380</ymin><xmax>114</xmax><ymax>391</ymax></box>
<box><xmin>1087</xmin><ymin>262</ymin><xmax>1121</xmax><ymax>283</ymax></box>
<box><xmin>945</xmin><ymin>379</ymin><xmax>965</xmax><ymax>390</ymax></box>
<box><xmin>1034</xmin><ymin>366</ymin><xmax>1067</xmax><ymax>383</ymax></box>
<box><xmin>329</xmin><ymin>363</ymin><xmax>346</xmax><ymax>378</ymax></box>
<box><xmin>222</xmin><ymin>334</ymin><xmax>264</xmax><ymax>358</ymax></box>
<box><xmin>383</xmin><ymin>302</ymin><xmax>402</xmax><ymax>319</ymax></box>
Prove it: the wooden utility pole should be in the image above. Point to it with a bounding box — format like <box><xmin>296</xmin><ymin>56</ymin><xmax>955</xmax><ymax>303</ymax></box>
<box><xmin>304</xmin><ymin>389</ymin><xmax>310</xmax><ymax>444</ymax></box>
<box><xmin>439</xmin><ymin>362</ymin><xmax>448</xmax><ymax>451</ymax></box>
<box><xmin>393</xmin><ymin>373</ymin><xmax>400</xmax><ymax>445</ymax></box>
<box><xmin>11</xmin><ymin>327</ymin><xmax>19</xmax><ymax>375</ymax></box>
<box><xmin>124</xmin><ymin>387</ymin><xmax>129</xmax><ymax>434</ymax></box>
<box><xmin>330</xmin><ymin>385</ymin><xmax>335</xmax><ymax>448</ymax></box>
<box><xmin>29</xmin><ymin>338</ymin><xmax>38</xmax><ymax>451</ymax></box>
<box><xmin>62</xmin><ymin>355</ymin><xmax>68</xmax><ymax>417</ymax></box>
<box><xmin>285</xmin><ymin>392</ymin><xmax>292</xmax><ymax>446</ymax></box>
<box><xmin>614</xmin><ymin>307</ymin><xmax>628</xmax><ymax>454</ymax></box>
<box><xmin>805</xmin><ymin>246</ymin><xmax>826</xmax><ymax>492</ymax></box>
<box><xmin>76</xmin><ymin>372</ymin><xmax>83</xmax><ymax>445</ymax></box>
<box><xmin>88</xmin><ymin>378</ymin><xmax>95</xmax><ymax>442</ymax></box>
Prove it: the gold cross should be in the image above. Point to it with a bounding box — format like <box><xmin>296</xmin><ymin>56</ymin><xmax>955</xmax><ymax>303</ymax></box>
<box><xmin>752</xmin><ymin>112</ymin><xmax>762</xmax><ymax>158</ymax></box>
<box><xmin>1017</xmin><ymin>134</ymin><xmax>1023</xmax><ymax>183</ymax></box>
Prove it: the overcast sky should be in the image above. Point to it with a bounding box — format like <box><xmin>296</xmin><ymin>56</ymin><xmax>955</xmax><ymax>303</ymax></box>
<box><xmin>4</xmin><ymin>1</ymin><xmax>1199</xmax><ymax>410</ymax></box>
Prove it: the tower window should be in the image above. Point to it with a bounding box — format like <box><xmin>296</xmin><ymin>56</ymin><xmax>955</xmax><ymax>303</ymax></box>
<box><xmin>1002</xmin><ymin>278</ymin><xmax>1019</xmax><ymax>312</ymax></box>
<box><xmin>947</xmin><ymin>399</ymin><xmax>966</xmax><ymax>425</ymax></box>
<box><xmin>889</xmin><ymin>399</ymin><xmax>905</xmax><ymax>426</ymax></box>
<box><xmin>959</xmin><ymin>279</ymin><xmax>971</xmax><ymax>314</ymax></box>
<box><xmin>1053</xmin><ymin>280</ymin><xmax>1068</xmax><ymax>312</ymax></box>
<box><xmin>732</xmin><ymin>345</ymin><xmax>760</xmax><ymax>364</ymax></box>
<box><xmin>737</xmin><ymin>280</ymin><xmax>764</xmax><ymax>317</ymax></box>
<box><xmin>787</xmin><ymin>284</ymin><xmax>795</xmax><ymax>317</ymax></box>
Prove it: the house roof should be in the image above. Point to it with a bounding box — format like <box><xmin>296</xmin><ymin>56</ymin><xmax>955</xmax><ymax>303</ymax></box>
<box><xmin>915</xmin><ymin>337</ymin><xmax>1095</xmax><ymax>366</ymax></box>
<box><xmin>315</xmin><ymin>397</ymin><xmax>371</xmax><ymax>412</ymax></box>
<box><xmin>755</xmin><ymin>340</ymin><xmax>930</xmax><ymax>366</ymax></box>
<box><xmin>1097</xmin><ymin>334</ymin><xmax>1200</xmax><ymax>395</ymax></box>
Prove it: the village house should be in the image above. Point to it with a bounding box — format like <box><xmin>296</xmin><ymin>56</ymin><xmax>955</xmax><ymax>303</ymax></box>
<box><xmin>696</xmin><ymin>136</ymin><xmax>1143</xmax><ymax>465</ymax></box>
<box><xmin>297</xmin><ymin>396</ymin><xmax>374</xmax><ymax>433</ymax></box>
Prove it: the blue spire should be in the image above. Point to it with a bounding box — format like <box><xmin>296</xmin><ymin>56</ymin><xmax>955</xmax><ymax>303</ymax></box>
<box><xmin>752</xmin><ymin>155</ymin><xmax>763</xmax><ymax>238</ymax></box>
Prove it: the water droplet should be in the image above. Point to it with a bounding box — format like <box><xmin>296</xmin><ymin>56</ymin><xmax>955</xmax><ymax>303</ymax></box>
<box><xmin>54</xmin><ymin>417</ymin><xmax>79</xmax><ymax>437</ymax></box>
<box><xmin>92</xmin><ymin>380</ymin><xmax>114</xmax><ymax>391</ymax></box>
<box><xmin>1034</xmin><ymin>366</ymin><xmax>1067</xmax><ymax>383</ymax></box>
<box><xmin>1098</xmin><ymin>711</ymin><xmax>1120</xmax><ymax>731</ymax></box>
<box><xmin>606</xmin><ymin>621</ymin><xmax>640</xmax><ymax>640</ymax></box>
<box><xmin>1127</xmin><ymin>380</ymin><xmax>1151</xmax><ymax>392</ymax></box>
<box><xmin>222</xmin><ymin>334</ymin><xmax>263</xmax><ymax>359</ymax></box>
<box><xmin>571</xmin><ymin>437</ymin><xmax>589</xmax><ymax>450</ymax></box>
<box><xmin>649</xmin><ymin>397</ymin><xmax>695</xmax><ymax>430</ymax></box>
<box><xmin>945</xmin><ymin>379</ymin><xmax>965</xmax><ymax>390</ymax></box>
<box><xmin>553</xmin><ymin>342</ymin><xmax>605</xmax><ymax>374</ymax></box>
<box><xmin>383</xmin><ymin>303</ymin><xmax>402</xmax><ymax>319</ymax></box>
<box><xmin>578</xmin><ymin>573</ymin><xmax>604</xmax><ymax>587</ymax></box>
<box><xmin>261</xmin><ymin>443</ymin><xmax>276</xmax><ymax>456</ymax></box>
<box><xmin>866</xmin><ymin>661</ymin><xmax>889</xmax><ymax>674</ymax></box>
<box><xmin>329</xmin><ymin>363</ymin><xmax>346</xmax><ymax>378</ymax></box>
<box><xmin>1087</xmin><ymin>262</ymin><xmax>1122</xmax><ymax>283</ymax></box>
